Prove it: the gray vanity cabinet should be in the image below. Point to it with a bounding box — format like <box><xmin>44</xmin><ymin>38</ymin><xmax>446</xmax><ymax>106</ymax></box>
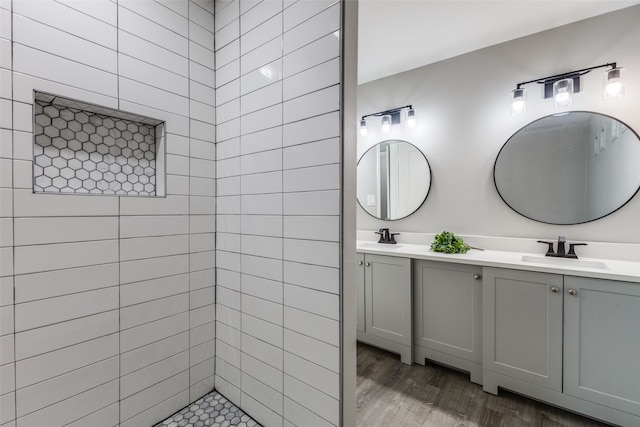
<box><xmin>563</xmin><ymin>276</ymin><xmax>640</xmax><ymax>417</ymax></box>
<box><xmin>356</xmin><ymin>253</ymin><xmax>412</xmax><ymax>364</ymax></box>
<box><xmin>482</xmin><ymin>268</ymin><xmax>564</xmax><ymax>392</ymax></box>
<box><xmin>413</xmin><ymin>260</ymin><xmax>483</xmax><ymax>383</ymax></box>
<box><xmin>356</xmin><ymin>253</ymin><xmax>366</xmax><ymax>333</ymax></box>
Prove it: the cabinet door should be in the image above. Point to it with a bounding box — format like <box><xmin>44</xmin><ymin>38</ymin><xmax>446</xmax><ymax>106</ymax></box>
<box><xmin>414</xmin><ymin>260</ymin><xmax>482</xmax><ymax>362</ymax></box>
<box><xmin>564</xmin><ymin>277</ymin><xmax>640</xmax><ymax>416</ymax></box>
<box><xmin>483</xmin><ymin>268</ymin><xmax>563</xmax><ymax>391</ymax></box>
<box><xmin>364</xmin><ymin>254</ymin><xmax>411</xmax><ymax>346</ymax></box>
<box><xmin>356</xmin><ymin>253</ymin><xmax>365</xmax><ymax>333</ymax></box>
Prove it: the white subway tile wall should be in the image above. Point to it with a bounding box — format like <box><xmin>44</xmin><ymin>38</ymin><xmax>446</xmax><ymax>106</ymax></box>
<box><xmin>2</xmin><ymin>1</ymin><xmax>216</xmax><ymax>427</ymax></box>
<box><xmin>214</xmin><ymin>1</ymin><xmax>342</xmax><ymax>426</ymax></box>
<box><xmin>0</xmin><ymin>2</ymin><xmax>14</xmax><ymax>427</ymax></box>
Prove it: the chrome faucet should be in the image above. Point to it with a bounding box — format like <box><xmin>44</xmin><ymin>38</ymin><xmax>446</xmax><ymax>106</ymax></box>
<box><xmin>537</xmin><ymin>236</ymin><xmax>587</xmax><ymax>259</ymax></box>
<box><xmin>375</xmin><ymin>228</ymin><xmax>400</xmax><ymax>244</ymax></box>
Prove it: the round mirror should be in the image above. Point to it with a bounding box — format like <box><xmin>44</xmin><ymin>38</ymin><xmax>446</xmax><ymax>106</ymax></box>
<box><xmin>357</xmin><ymin>140</ymin><xmax>431</xmax><ymax>220</ymax></box>
<box><xmin>494</xmin><ymin>112</ymin><xmax>640</xmax><ymax>224</ymax></box>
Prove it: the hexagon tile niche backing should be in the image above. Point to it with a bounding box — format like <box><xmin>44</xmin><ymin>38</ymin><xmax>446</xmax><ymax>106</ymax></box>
<box><xmin>33</xmin><ymin>92</ymin><xmax>165</xmax><ymax>196</ymax></box>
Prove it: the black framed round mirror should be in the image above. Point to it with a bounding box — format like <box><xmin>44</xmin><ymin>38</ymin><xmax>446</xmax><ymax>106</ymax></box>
<box><xmin>494</xmin><ymin>111</ymin><xmax>640</xmax><ymax>224</ymax></box>
<box><xmin>357</xmin><ymin>140</ymin><xmax>431</xmax><ymax>220</ymax></box>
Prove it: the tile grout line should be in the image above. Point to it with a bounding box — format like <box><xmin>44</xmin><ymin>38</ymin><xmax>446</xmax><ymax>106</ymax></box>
<box><xmin>212</xmin><ymin>0</ymin><xmax>219</xmax><ymax>400</ymax></box>
<box><xmin>11</xmin><ymin>0</ymin><xmax>18</xmax><ymax>424</ymax></box>
<box><xmin>237</xmin><ymin>0</ymin><xmax>243</xmax><ymax>408</ymax></box>
<box><xmin>187</xmin><ymin>0</ymin><xmax>193</xmax><ymax>404</ymax></box>
<box><xmin>116</xmin><ymin>0</ymin><xmax>121</xmax><ymax>420</ymax></box>
<box><xmin>281</xmin><ymin>0</ymin><xmax>286</xmax><ymax>420</ymax></box>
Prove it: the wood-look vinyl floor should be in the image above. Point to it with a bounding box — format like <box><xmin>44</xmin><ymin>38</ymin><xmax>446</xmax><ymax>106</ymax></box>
<box><xmin>356</xmin><ymin>343</ymin><xmax>612</xmax><ymax>427</ymax></box>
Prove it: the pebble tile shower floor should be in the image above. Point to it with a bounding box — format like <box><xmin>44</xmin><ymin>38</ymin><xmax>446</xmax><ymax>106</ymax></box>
<box><xmin>156</xmin><ymin>391</ymin><xmax>261</xmax><ymax>427</ymax></box>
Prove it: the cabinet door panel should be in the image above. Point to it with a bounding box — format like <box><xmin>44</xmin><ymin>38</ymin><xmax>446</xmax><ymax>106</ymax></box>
<box><xmin>365</xmin><ymin>254</ymin><xmax>411</xmax><ymax>345</ymax></box>
<box><xmin>356</xmin><ymin>253</ymin><xmax>365</xmax><ymax>333</ymax></box>
<box><xmin>564</xmin><ymin>277</ymin><xmax>640</xmax><ymax>416</ymax></box>
<box><xmin>483</xmin><ymin>268</ymin><xmax>563</xmax><ymax>391</ymax></box>
<box><xmin>414</xmin><ymin>261</ymin><xmax>482</xmax><ymax>362</ymax></box>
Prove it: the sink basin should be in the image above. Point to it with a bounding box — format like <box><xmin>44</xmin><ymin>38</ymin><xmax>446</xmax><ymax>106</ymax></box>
<box><xmin>359</xmin><ymin>242</ymin><xmax>404</xmax><ymax>250</ymax></box>
<box><xmin>521</xmin><ymin>255</ymin><xmax>610</xmax><ymax>270</ymax></box>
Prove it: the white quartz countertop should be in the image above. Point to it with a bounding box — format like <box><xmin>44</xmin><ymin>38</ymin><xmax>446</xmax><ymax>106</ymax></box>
<box><xmin>357</xmin><ymin>240</ymin><xmax>640</xmax><ymax>283</ymax></box>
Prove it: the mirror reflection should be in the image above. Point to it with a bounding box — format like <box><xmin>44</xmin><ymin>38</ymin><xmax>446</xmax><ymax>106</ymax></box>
<box><xmin>357</xmin><ymin>140</ymin><xmax>431</xmax><ymax>220</ymax></box>
<box><xmin>494</xmin><ymin>112</ymin><xmax>640</xmax><ymax>224</ymax></box>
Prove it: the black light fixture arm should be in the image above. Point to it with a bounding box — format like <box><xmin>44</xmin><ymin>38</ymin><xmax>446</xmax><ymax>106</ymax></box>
<box><xmin>515</xmin><ymin>62</ymin><xmax>617</xmax><ymax>89</ymax></box>
<box><xmin>361</xmin><ymin>105</ymin><xmax>413</xmax><ymax>121</ymax></box>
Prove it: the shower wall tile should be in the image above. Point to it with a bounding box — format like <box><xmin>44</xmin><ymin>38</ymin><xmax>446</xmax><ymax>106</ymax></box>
<box><xmin>284</xmin><ymin>352</ymin><xmax>339</xmax><ymax>400</ymax></box>
<box><xmin>188</xmin><ymin>0</ymin><xmax>216</xmax><ymax>404</ymax></box>
<box><xmin>190</xmin><ymin>23</ymin><xmax>216</xmax><ymax>51</ymax></box>
<box><xmin>120</xmin><ymin>332</ymin><xmax>189</xmax><ymax>376</ymax></box>
<box><xmin>16</xmin><ymin>356</ymin><xmax>118</xmax><ymax>417</ymax></box>
<box><xmin>216</xmin><ymin>22</ymin><xmax>240</xmax><ymax>50</ymax></box>
<box><xmin>284</xmin><ymin>397</ymin><xmax>335</xmax><ymax>427</ymax></box>
<box><xmin>283</xmin><ymin>58</ymin><xmax>340</xmax><ymax>101</ymax></box>
<box><xmin>13</xmin><ymin>189</ymin><xmax>119</xmax><ymax>217</ymax></box>
<box><xmin>215</xmin><ymin>0</ymin><xmax>239</xmax><ymax>29</ymax></box>
<box><xmin>283</xmin><ymin>3</ymin><xmax>340</xmax><ymax>54</ymax></box>
<box><xmin>283</xmin><ymin>137</ymin><xmax>340</xmax><ymax>169</ymax></box>
<box><xmin>0</xmin><ymin>100</ymin><xmax>10</xmax><ymax>132</ymax></box>
<box><xmin>119</xmin><ymin>77</ymin><xmax>189</xmax><ymax>116</ymax></box>
<box><xmin>14</xmin><ymin>45</ymin><xmax>118</xmax><ymax>97</ymax></box>
<box><xmin>191</xmin><ymin>119</ymin><xmax>216</xmax><ymax>141</ymax></box>
<box><xmin>240</xmin><ymin>81</ymin><xmax>282</xmax><ymax>115</ymax></box>
<box><xmin>283</xmin><ymin>85</ymin><xmax>340</xmax><ymax>124</ymax></box>
<box><xmin>190</xmin><ymin>62</ymin><xmax>217</xmax><ymax>89</ymax></box>
<box><xmin>119</xmin><ymin>31</ymin><xmax>188</xmax><ymax>77</ymax></box>
<box><xmin>14</xmin><ymin>240</ymin><xmax>119</xmax><ymax>275</ymax></box>
<box><xmin>284</xmin><ymin>374</ymin><xmax>339</xmax><ymax>426</ymax></box>
<box><xmin>15</xmin><ymin>312</ymin><xmax>118</xmax><ymax>362</ymax></box>
<box><xmin>240</xmin><ymin>14</ymin><xmax>282</xmax><ymax>56</ymax></box>
<box><xmin>13</xmin><ymin>14</ymin><xmax>117</xmax><ymax>73</ymax></box>
<box><xmin>215</xmin><ymin>0</ymin><xmax>342</xmax><ymax>423</ymax></box>
<box><xmin>120</xmin><ymin>372</ymin><xmax>189</xmax><ymax>422</ymax></box>
<box><xmin>15</xmin><ymin>286</ymin><xmax>118</xmax><ymax>332</ymax></box>
<box><xmin>0</xmin><ymin>155</ymin><xmax>14</xmax><ymax>427</ymax></box>
<box><xmin>17</xmin><ymin>380</ymin><xmax>119</xmax><ymax>427</ymax></box>
<box><xmin>282</xmin><ymin>34</ymin><xmax>340</xmax><ymax>77</ymax></box>
<box><xmin>14</xmin><ymin>217</ymin><xmax>118</xmax><ymax>245</ymax></box>
<box><xmin>120</xmin><ymin>351</ymin><xmax>189</xmax><ymax>399</ymax></box>
<box><xmin>119</xmin><ymin>8</ymin><xmax>188</xmax><ymax>56</ymax></box>
<box><xmin>119</xmin><ymin>55</ymin><xmax>189</xmax><ymax>96</ymax></box>
<box><xmin>284</xmin><ymin>329</ymin><xmax>339</xmax><ymax>373</ymax></box>
<box><xmin>4</xmin><ymin>0</ymin><xmax>216</xmax><ymax>425</ymax></box>
<box><xmin>120</xmin><ymin>390</ymin><xmax>189</xmax><ymax>427</ymax></box>
<box><xmin>16</xmin><ymin>333</ymin><xmax>118</xmax><ymax>389</ymax></box>
<box><xmin>0</xmin><ymin>69</ymin><xmax>10</xmax><ymax>100</ymax></box>
<box><xmin>12</xmin><ymin>0</ymin><xmax>117</xmax><ymax>49</ymax></box>
<box><xmin>120</xmin><ymin>215</ymin><xmax>189</xmax><ymax>238</ymax></box>
<box><xmin>241</xmin><ymin>37</ymin><xmax>282</xmax><ymax>76</ymax></box>
<box><xmin>53</xmin><ymin>0</ymin><xmax>115</xmax><ymax>26</ymax></box>
<box><xmin>284</xmin><ymin>0</ymin><xmax>337</xmax><ymax>31</ymax></box>
<box><xmin>12</xmin><ymin>72</ymin><xmax>118</xmax><ymax>112</ymax></box>
<box><xmin>242</xmin><ymin>393</ymin><xmax>283</xmax><ymax>427</ymax></box>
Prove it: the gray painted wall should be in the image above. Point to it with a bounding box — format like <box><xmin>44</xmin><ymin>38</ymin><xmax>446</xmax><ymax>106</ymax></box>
<box><xmin>357</xmin><ymin>5</ymin><xmax>640</xmax><ymax>243</ymax></box>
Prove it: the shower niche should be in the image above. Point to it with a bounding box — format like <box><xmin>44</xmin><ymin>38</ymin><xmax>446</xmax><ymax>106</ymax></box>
<box><xmin>33</xmin><ymin>91</ymin><xmax>166</xmax><ymax>196</ymax></box>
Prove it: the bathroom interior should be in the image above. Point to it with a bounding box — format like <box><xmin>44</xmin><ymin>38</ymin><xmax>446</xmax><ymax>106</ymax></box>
<box><xmin>1</xmin><ymin>1</ymin><xmax>640</xmax><ymax>427</ymax></box>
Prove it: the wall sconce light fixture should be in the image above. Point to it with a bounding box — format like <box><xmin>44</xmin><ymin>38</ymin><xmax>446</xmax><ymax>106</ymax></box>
<box><xmin>359</xmin><ymin>119</ymin><xmax>368</xmax><ymax>137</ymax></box>
<box><xmin>359</xmin><ymin>105</ymin><xmax>415</xmax><ymax>137</ymax></box>
<box><xmin>511</xmin><ymin>62</ymin><xmax>624</xmax><ymax>114</ymax></box>
<box><xmin>604</xmin><ymin>67</ymin><xmax>624</xmax><ymax>98</ymax></box>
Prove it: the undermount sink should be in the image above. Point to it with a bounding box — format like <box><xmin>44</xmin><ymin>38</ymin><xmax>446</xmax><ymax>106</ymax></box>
<box><xmin>520</xmin><ymin>255</ymin><xmax>610</xmax><ymax>270</ymax></box>
<box><xmin>359</xmin><ymin>242</ymin><xmax>404</xmax><ymax>250</ymax></box>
